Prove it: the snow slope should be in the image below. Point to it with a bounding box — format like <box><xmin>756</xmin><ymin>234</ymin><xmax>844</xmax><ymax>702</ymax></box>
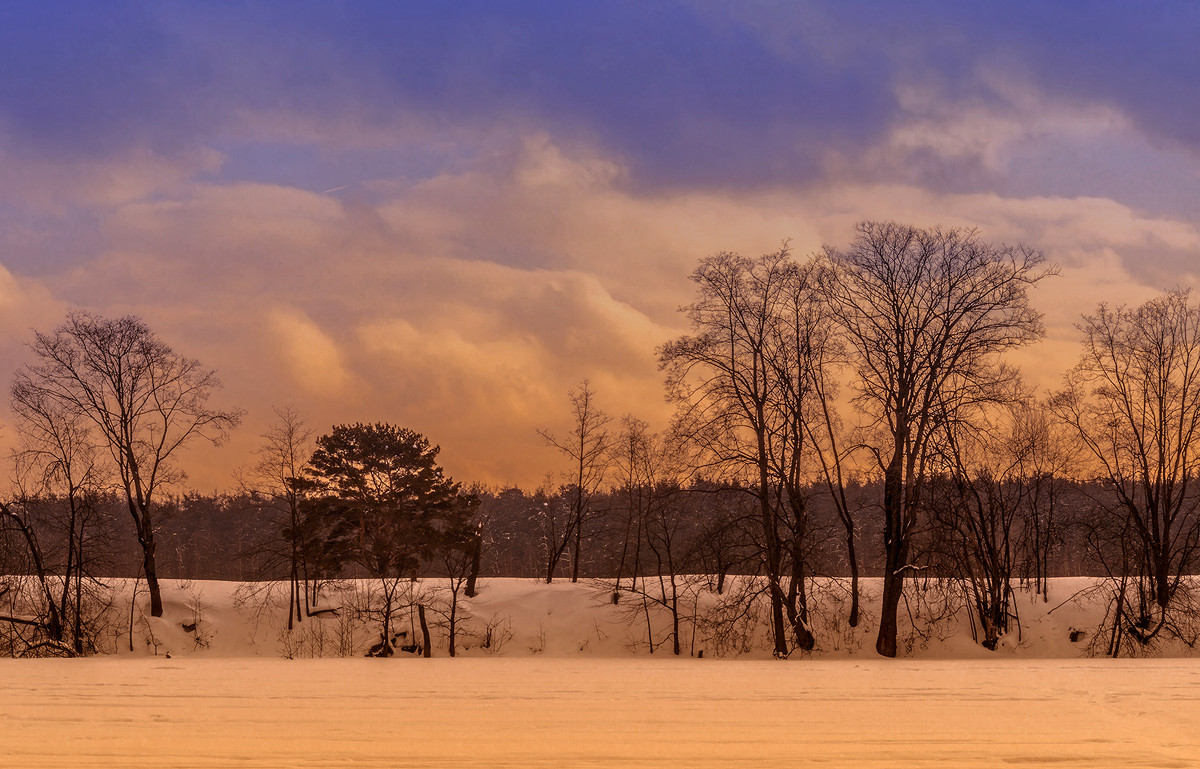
<box><xmin>108</xmin><ymin>576</ymin><xmax>1164</xmax><ymax>660</ymax></box>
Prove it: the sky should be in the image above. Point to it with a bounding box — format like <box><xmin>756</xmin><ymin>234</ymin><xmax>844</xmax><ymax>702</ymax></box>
<box><xmin>1</xmin><ymin>1</ymin><xmax>1199</xmax><ymax>491</ymax></box>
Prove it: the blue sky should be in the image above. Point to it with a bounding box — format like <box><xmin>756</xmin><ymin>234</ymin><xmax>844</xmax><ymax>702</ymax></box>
<box><xmin>1</xmin><ymin>2</ymin><xmax>1197</xmax><ymax>487</ymax></box>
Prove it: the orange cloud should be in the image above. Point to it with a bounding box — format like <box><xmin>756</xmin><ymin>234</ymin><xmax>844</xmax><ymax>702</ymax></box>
<box><xmin>4</xmin><ymin>136</ymin><xmax>1198</xmax><ymax>492</ymax></box>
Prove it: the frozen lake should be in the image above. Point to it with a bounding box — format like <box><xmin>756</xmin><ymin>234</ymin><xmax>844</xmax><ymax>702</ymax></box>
<box><xmin>2</xmin><ymin>657</ymin><xmax>1196</xmax><ymax>767</ymax></box>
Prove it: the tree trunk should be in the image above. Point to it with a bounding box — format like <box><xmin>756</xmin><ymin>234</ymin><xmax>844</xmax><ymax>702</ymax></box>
<box><xmin>73</xmin><ymin>556</ymin><xmax>83</xmax><ymax>655</ymax></box>
<box><xmin>876</xmin><ymin>523</ymin><xmax>911</xmax><ymax>658</ymax></box>
<box><xmin>758</xmin><ymin>495</ymin><xmax>788</xmax><ymax>655</ymax></box>
<box><xmin>418</xmin><ymin>604</ymin><xmax>432</xmax><ymax>658</ymax></box>
<box><xmin>132</xmin><ymin>504</ymin><xmax>164</xmax><ymax>618</ymax></box>
<box><xmin>570</xmin><ymin>521</ymin><xmax>582</xmax><ymax>583</ymax></box>
<box><xmin>465</xmin><ymin>524</ymin><xmax>483</xmax><ymax>599</ymax></box>
<box><xmin>847</xmin><ymin>534</ymin><xmax>861</xmax><ymax>628</ymax></box>
<box><xmin>670</xmin><ymin>576</ymin><xmax>681</xmax><ymax>656</ymax></box>
<box><xmin>287</xmin><ymin>559</ymin><xmax>297</xmax><ymax>631</ymax></box>
<box><xmin>787</xmin><ymin>568</ymin><xmax>816</xmax><ymax>651</ymax></box>
<box><xmin>876</xmin><ymin>567</ymin><xmax>903</xmax><ymax>658</ymax></box>
<box><xmin>875</xmin><ymin>455</ymin><xmax>906</xmax><ymax>658</ymax></box>
<box><xmin>143</xmin><ymin>541</ymin><xmax>163</xmax><ymax>618</ymax></box>
<box><xmin>767</xmin><ymin>581</ymin><xmax>788</xmax><ymax>656</ymax></box>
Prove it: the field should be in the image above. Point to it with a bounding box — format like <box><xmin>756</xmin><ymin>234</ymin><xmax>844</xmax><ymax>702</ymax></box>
<box><xmin>2</xmin><ymin>577</ymin><xmax>1197</xmax><ymax>766</ymax></box>
<box><xmin>3</xmin><ymin>656</ymin><xmax>1197</xmax><ymax>767</ymax></box>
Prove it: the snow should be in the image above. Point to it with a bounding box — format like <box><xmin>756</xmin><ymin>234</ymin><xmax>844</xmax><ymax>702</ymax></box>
<box><xmin>2</xmin><ymin>577</ymin><xmax>1198</xmax><ymax>765</ymax></box>
<box><xmin>106</xmin><ymin>576</ymin><xmax>1135</xmax><ymax>661</ymax></box>
<box><xmin>3</xmin><ymin>657</ymin><xmax>1198</xmax><ymax>767</ymax></box>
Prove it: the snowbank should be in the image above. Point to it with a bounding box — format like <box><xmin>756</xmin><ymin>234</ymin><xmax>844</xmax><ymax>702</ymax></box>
<box><xmin>105</xmin><ymin>576</ymin><xmax>1180</xmax><ymax>660</ymax></box>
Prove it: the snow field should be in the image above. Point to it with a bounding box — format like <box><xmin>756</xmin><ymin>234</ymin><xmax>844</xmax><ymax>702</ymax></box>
<box><xmin>2</xmin><ymin>657</ymin><xmax>1197</xmax><ymax>767</ymax></box>
<box><xmin>3</xmin><ymin>577</ymin><xmax>1198</xmax><ymax>766</ymax></box>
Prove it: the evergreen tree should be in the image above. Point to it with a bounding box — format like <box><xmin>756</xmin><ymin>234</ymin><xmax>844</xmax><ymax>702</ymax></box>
<box><xmin>305</xmin><ymin>423</ymin><xmax>471</xmax><ymax>654</ymax></box>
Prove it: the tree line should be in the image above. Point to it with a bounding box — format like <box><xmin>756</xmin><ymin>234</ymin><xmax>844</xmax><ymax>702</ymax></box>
<box><xmin>2</xmin><ymin>221</ymin><xmax>1199</xmax><ymax>660</ymax></box>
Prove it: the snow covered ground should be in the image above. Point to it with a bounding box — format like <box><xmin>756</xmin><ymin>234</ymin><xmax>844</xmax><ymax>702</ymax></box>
<box><xmin>4</xmin><ymin>656</ymin><xmax>1198</xmax><ymax>767</ymax></box>
<box><xmin>2</xmin><ymin>577</ymin><xmax>1198</xmax><ymax>766</ymax></box>
<box><xmin>93</xmin><ymin>576</ymin><xmax>1144</xmax><ymax>661</ymax></box>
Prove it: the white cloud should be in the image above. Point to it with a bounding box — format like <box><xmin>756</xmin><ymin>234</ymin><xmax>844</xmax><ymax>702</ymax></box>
<box><xmin>881</xmin><ymin>73</ymin><xmax>1132</xmax><ymax>174</ymax></box>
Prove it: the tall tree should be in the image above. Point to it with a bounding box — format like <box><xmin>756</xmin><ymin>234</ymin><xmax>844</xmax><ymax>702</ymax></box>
<box><xmin>925</xmin><ymin>393</ymin><xmax>1030</xmax><ymax>650</ymax></box>
<box><xmin>823</xmin><ymin>222</ymin><xmax>1050</xmax><ymax>657</ymax></box>
<box><xmin>538</xmin><ymin>381</ymin><xmax>611</xmax><ymax>583</ymax></box>
<box><xmin>305</xmin><ymin>423</ymin><xmax>470</xmax><ymax>655</ymax></box>
<box><xmin>1050</xmin><ymin>290</ymin><xmax>1200</xmax><ymax>649</ymax></box>
<box><xmin>8</xmin><ymin>384</ymin><xmax>107</xmax><ymax>654</ymax></box>
<box><xmin>661</xmin><ymin>248</ymin><xmax>827</xmax><ymax>655</ymax></box>
<box><xmin>241</xmin><ymin>406</ymin><xmax>315</xmax><ymax>630</ymax></box>
<box><xmin>1009</xmin><ymin>400</ymin><xmax>1078</xmax><ymax>601</ymax></box>
<box><xmin>12</xmin><ymin>313</ymin><xmax>242</xmax><ymax>617</ymax></box>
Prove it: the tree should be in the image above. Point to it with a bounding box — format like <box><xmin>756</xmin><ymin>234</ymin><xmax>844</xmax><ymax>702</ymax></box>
<box><xmin>661</xmin><ymin>248</ymin><xmax>828</xmax><ymax>655</ymax></box>
<box><xmin>606</xmin><ymin>417</ymin><xmax>687</xmax><ymax>651</ymax></box>
<box><xmin>538</xmin><ymin>381</ymin><xmax>611</xmax><ymax>583</ymax></box>
<box><xmin>823</xmin><ymin>222</ymin><xmax>1051</xmax><ymax>657</ymax></box>
<box><xmin>12</xmin><ymin>312</ymin><xmax>242</xmax><ymax>617</ymax></box>
<box><xmin>0</xmin><ymin>498</ymin><xmax>70</xmax><ymax>655</ymax></box>
<box><xmin>427</xmin><ymin>495</ymin><xmax>481</xmax><ymax>657</ymax></box>
<box><xmin>1009</xmin><ymin>400</ymin><xmax>1078</xmax><ymax>601</ymax></box>
<box><xmin>1050</xmin><ymin>290</ymin><xmax>1200</xmax><ymax>650</ymax></box>
<box><xmin>924</xmin><ymin>395</ymin><xmax>1030</xmax><ymax>650</ymax></box>
<box><xmin>7</xmin><ymin>377</ymin><xmax>108</xmax><ymax>653</ymax></box>
<box><xmin>305</xmin><ymin>423</ymin><xmax>470</xmax><ymax>656</ymax></box>
<box><xmin>240</xmin><ymin>406</ymin><xmax>315</xmax><ymax>630</ymax></box>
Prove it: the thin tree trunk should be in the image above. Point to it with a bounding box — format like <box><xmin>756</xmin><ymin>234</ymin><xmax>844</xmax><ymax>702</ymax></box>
<box><xmin>570</xmin><ymin>520</ymin><xmax>582</xmax><ymax>583</ymax></box>
<box><xmin>846</xmin><ymin>529</ymin><xmax>861</xmax><ymax>628</ymax></box>
<box><xmin>876</xmin><ymin>455</ymin><xmax>906</xmax><ymax>658</ymax></box>
<box><xmin>465</xmin><ymin>524</ymin><xmax>483</xmax><ymax>599</ymax></box>
<box><xmin>418</xmin><ymin>604</ymin><xmax>432</xmax><ymax>658</ymax></box>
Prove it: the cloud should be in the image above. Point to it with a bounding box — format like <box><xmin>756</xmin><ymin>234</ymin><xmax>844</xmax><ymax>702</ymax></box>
<box><xmin>3</xmin><ymin>1</ymin><xmax>1199</xmax><ymax>204</ymax></box>
<box><xmin>3</xmin><ymin>4</ymin><xmax>1200</xmax><ymax>497</ymax></box>
<box><xmin>267</xmin><ymin>308</ymin><xmax>354</xmax><ymax>398</ymax></box>
<box><xmin>0</xmin><ymin>264</ymin><xmax>67</xmax><ymax>475</ymax></box>
<box><xmin>2</xmin><ymin>2</ymin><xmax>893</xmax><ymax>187</ymax></box>
<box><xmin>2</xmin><ymin>126</ymin><xmax>1198</xmax><ymax>490</ymax></box>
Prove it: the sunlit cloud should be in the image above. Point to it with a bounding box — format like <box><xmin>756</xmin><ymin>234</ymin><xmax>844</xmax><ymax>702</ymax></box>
<box><xmin>267</xmin><ymin>308</ymin><xmax>354</xmax><ymax>398</ymax></box>
<box><xmin>2</xmin><ymin>3</ymin><xmax>1199</xmax><ymax>490</ymax></box>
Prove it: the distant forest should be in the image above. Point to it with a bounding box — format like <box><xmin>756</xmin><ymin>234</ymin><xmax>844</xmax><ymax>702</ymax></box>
<box><xmin>4</xmin><ymin>221</ymin><xmax>1200</xmax><ymax>660</ymax></box>
<box><xmin>25</xmin><ymin>477</ymin><xmax>1103</xmax><ymax>585</ymax></box>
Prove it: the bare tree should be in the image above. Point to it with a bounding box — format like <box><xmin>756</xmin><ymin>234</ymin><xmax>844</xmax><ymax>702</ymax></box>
<box><xmin>428</xmin><ymin>505</ymin><xmax>480</xmax><ymax>658</ymax></box>
<box><xmin>799</xmin><ymin>290</ymin><xmax>863</xmax><ymax>627</ymax></box>
<box><xmin>240</xmin><ymin>406</ymin><xmax>315</xmax><ymax>630</ymax></box>
<box><xmin>12</xmin><ymin>313</ymin><xmax>242</xmax><ymax>617</ymax></box>
<box><xmin>538</xmin><ymin>380</ymin><xmax>611</xmax><ymax>583</ymax></box>
<box><xmin>1050</xmin><ymin>289</ymin><xmax>1200</xmax><ymax>648</ymax></box>
<box><xmin>661</xmin><ymin>248</ymin><xmax>831</xmax><ymax>655</ymax></box>
<box><xmin>610</xmin><ymin>416</ymin><xmax>652</xmax><ymax>603</ymax></box>
<box><xmin>823</xmin><ymin>222</ymin><xmax>1051</xmax><ymax>657</ymax></box>
<box><xmin>8</xmin><ymin>378</ymin><xmax>111</xmax><ymax>653</ymax></box>
<box><xmin>605</xmin><ymin>420</ymin><xmax>702</xmax><ymax>655</ymax></box>
<box><xmin>1009</xmin><ymin>400</ymin><xmax>1079</xmax><ymax>601</ymax></box>
<box><xmin>0</xmin><ymin>498</ymin><xmax>72</xmax><ymax>655</ymax></box>
<box><xmin>925</xmin><ymin>394</ymin><xmax>1030</xmax><ymax>650</ymax></box>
